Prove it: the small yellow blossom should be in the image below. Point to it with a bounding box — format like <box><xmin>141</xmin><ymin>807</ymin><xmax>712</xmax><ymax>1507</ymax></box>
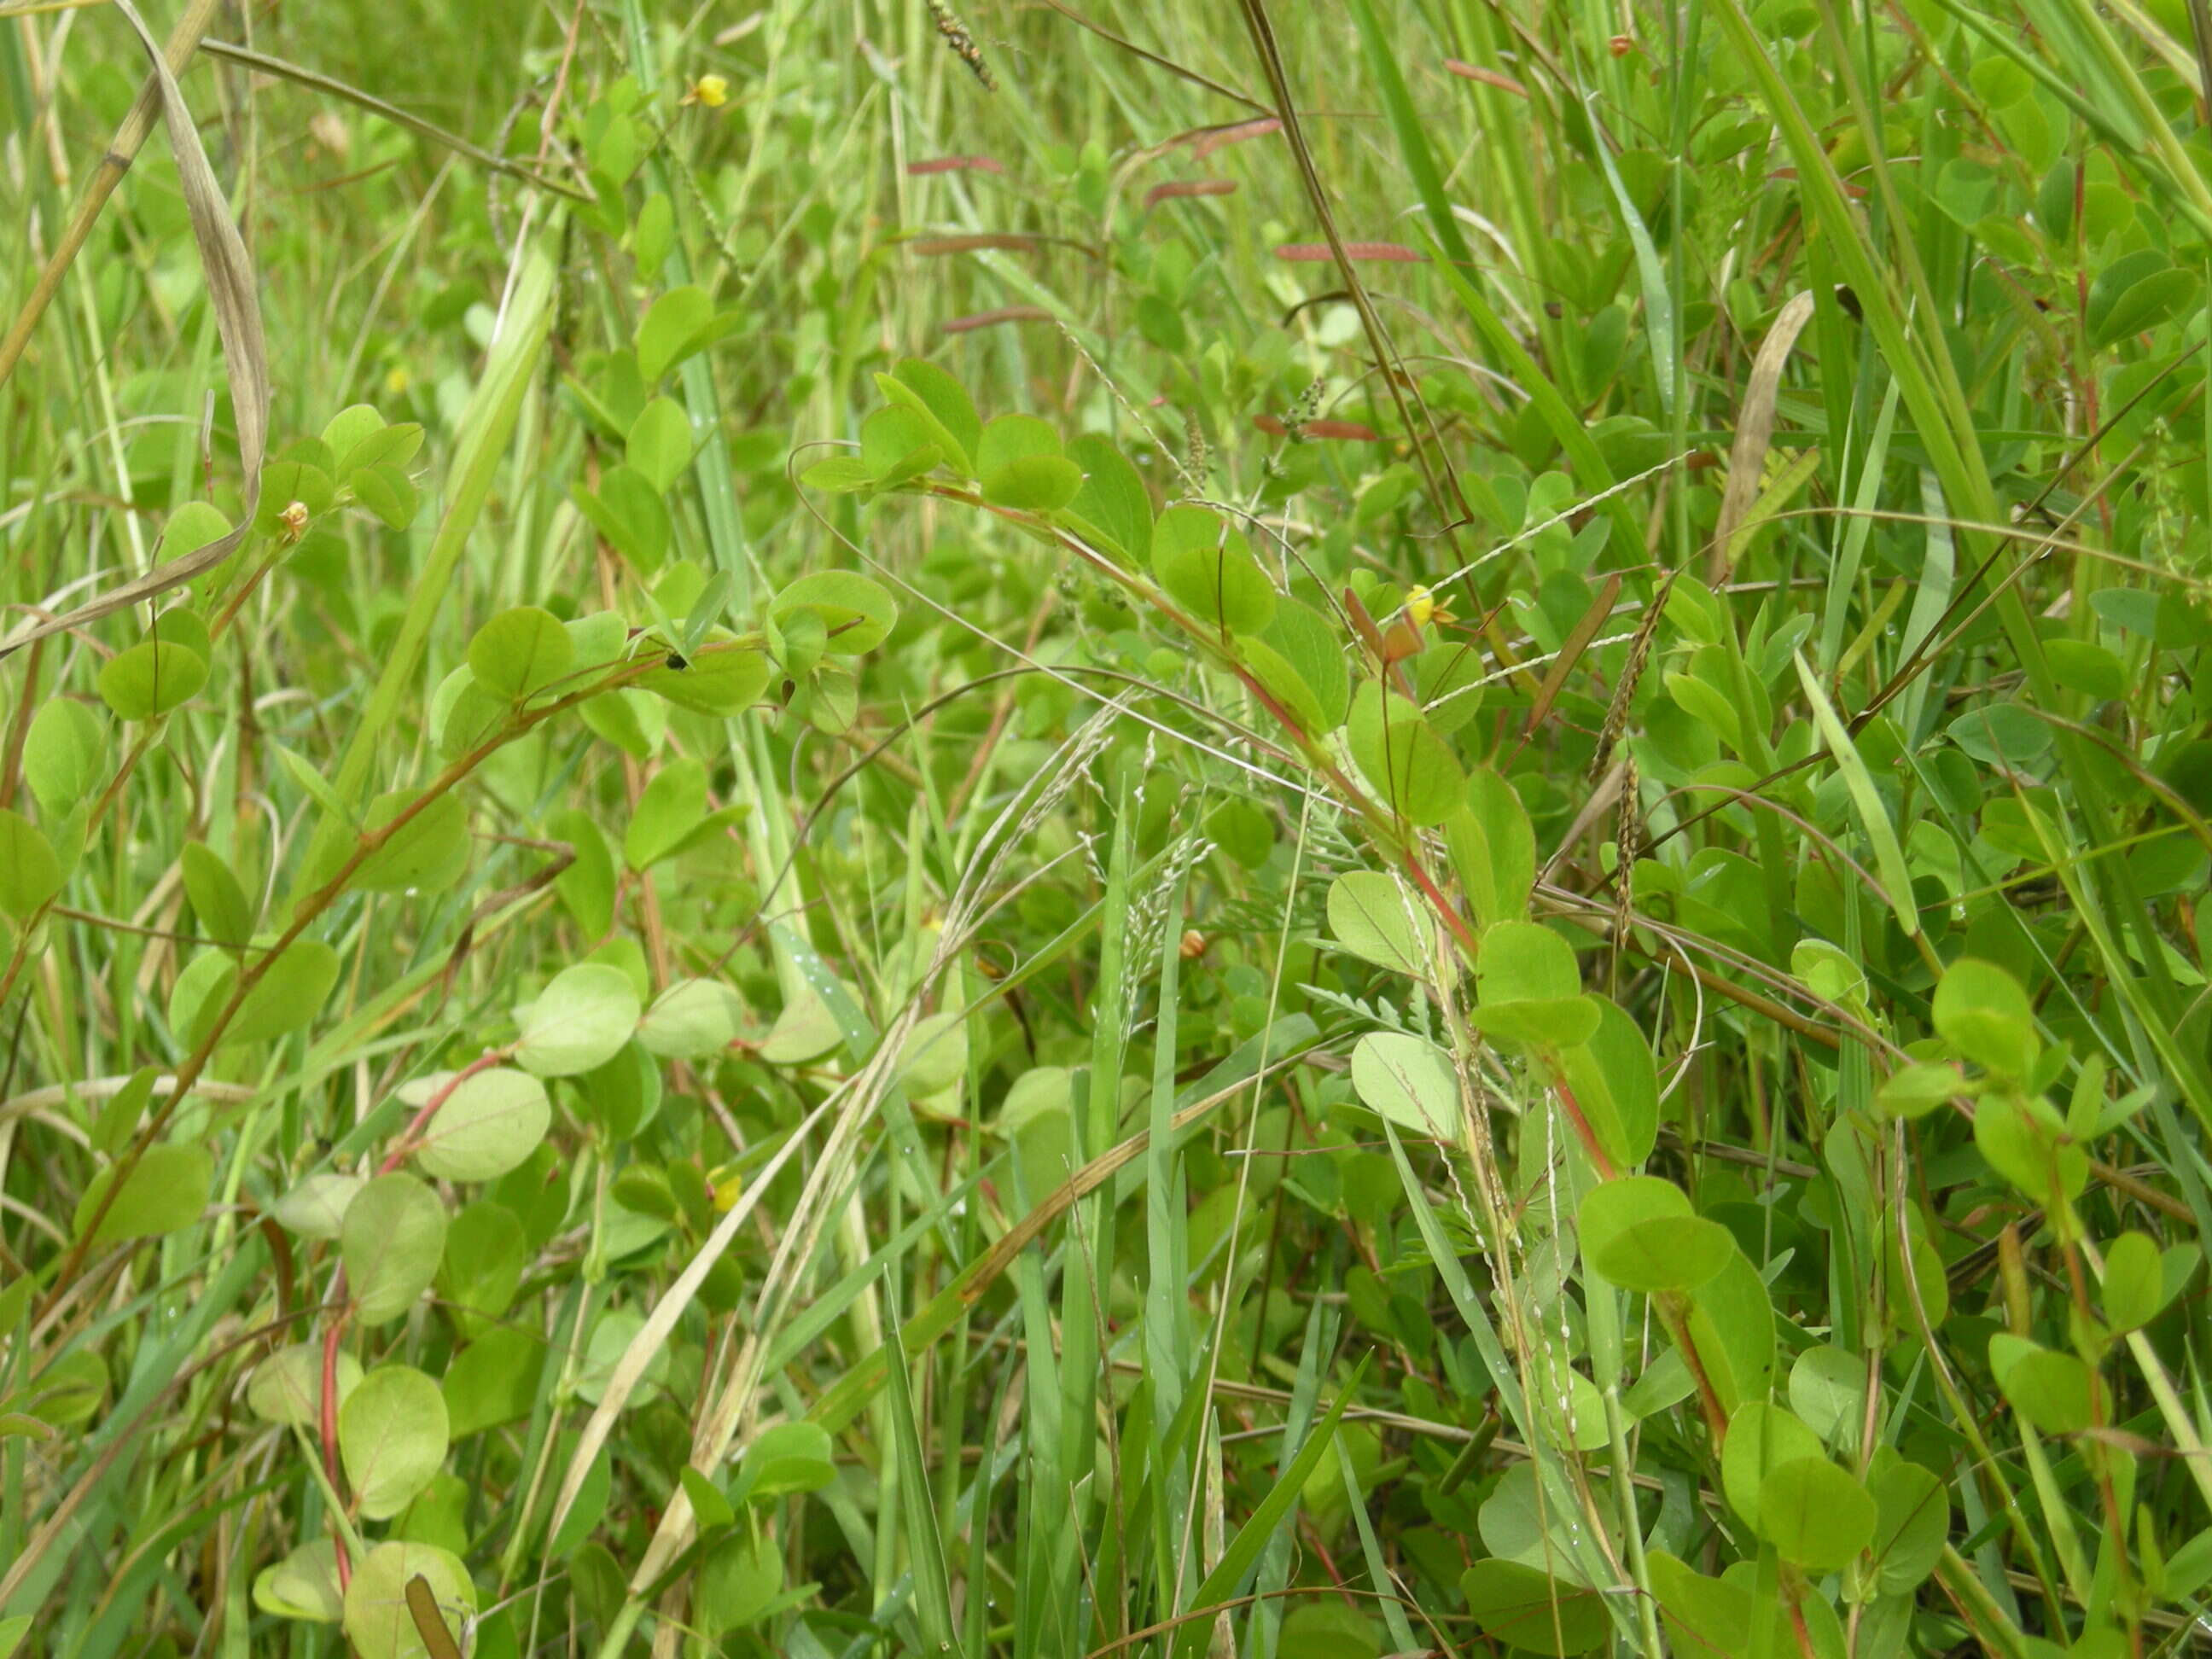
<box><xmin>684</xmin><ymin>73</ymin><xmax>731</xmax><ymax>108</ymax></box>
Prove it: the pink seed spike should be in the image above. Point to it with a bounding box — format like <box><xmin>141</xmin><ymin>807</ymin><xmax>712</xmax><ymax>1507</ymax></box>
<box><xmin>1143</xmin><ymin>180</ymin><xmax>1237</xmax><ymax>212</ymax></box>
<box><xmin>905</xmin><ymin>155</ymin><xmax>1006</xmax><ymax>176</ymax></box>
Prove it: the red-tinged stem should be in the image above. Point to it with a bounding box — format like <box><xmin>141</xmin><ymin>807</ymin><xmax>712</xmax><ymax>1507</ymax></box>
<box><xmin>381</xmin><ymin>1049</ymin><xmax>505</xmax><ymax>1173</ymax></box>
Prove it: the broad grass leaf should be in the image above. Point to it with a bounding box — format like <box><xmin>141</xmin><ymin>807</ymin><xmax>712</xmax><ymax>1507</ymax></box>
<box><xmin>73</xmin><ymin>1142</ymin><xmax>212</xmax><ymax>1244</ymax></box>
<box><xmin>342</xmin><ymin>1173</ymin><xmax>449</xmax><ymax>1325</ymax></box>
<box><xmin>340</xmin><ymin>1365</ymin><xmax>450</xmax><ymax>1519</ymax></box>
<box><xmin>247</xmin><ymin>1342</ymin><xmax>362</xmax><ymax>1427</ymax></box>
<box><xmin>1350</xmin><ymin>1031</ymin><xmax>1459</xmax><ymax>1135</ymax></box>
<box><xmin>1579</xmin><ymin>1175</ymin><xmax>1732</xmax><ymax>1293</ymax></box>
<box><xmin>516</xmin><ymin>963</ymin><xmax>643</xmax><ymax>1076</ymax></box>
<box><xmin>1756</xmin><ymin>1457</ymin><xmax>1876</xmax><ymax>1569</ymax></box>
<box><xmin>1460</xmin><ymin>1559</ymin><xmax>1610</xmax><ymax>1655</ymax></box>
<box><xmin>342</xmin><ymin>1541</ymin><xmax>474</xmax><ymax>1659</ymax></box>
<box><xmin>408</xmin><ymin>1068</ymin><xmax>550</xmax><ymax>1182</ymax></box>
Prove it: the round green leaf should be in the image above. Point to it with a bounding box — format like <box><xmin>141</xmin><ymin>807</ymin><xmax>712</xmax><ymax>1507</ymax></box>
<box><xmin>468</xmin><ymin>606</ymin><xmax>575</xmax><ymax>701</ymax></box>
<box><xmin>253</xmin><ymin>1539</ymin><xmax>343</xmax><ymax>1623</ymax></box>
<box><xmin>639</xmin><ymin>634</ymin><xmax>771</xmax><ymax>714</ymax></box>
<box><xmin>636</xmin><ymin>286</ymin><xmax>713</xmax><ymax>380</ymax></box>
<box><xmin>1990</xmin><ymin>1337</ymin><xmax>2096</xmax><ymax>1433</ymax></box>
<box><xmin>339</xmin><ymin>1365</ymin><xmax>450</xmax><ymax>1519</ymax></box>
<box><xmin>896</xmin><ymin>1009</ymin><xmax>970</xmax><ymax>1094</ymax></box>
<box><xmin>98</xmin><ymin>639</ymin><xmax>207</xmax><ymax>720</ymax></box>
<box><xmin>1460</xmin><ymin>1560</ymin><xmax>1610</xmax><ymax>1655</ymax></box>
<box><xmin>637</xmin><ymin>978</ymin><xmax>747</xmax><ymax>1059</ymax></box>
<box><xmin>2100</xmin><ymin>1231</ymin><xmax>2167</xmax><ymax>1330</ymax></box>
<box><xmin>22</xmin><ymin>699</ymin><xmax>105</xmax><ymax>818</ymax></box>
<box><xmin>1326</xmin><ymin>870</ymin><xmax>1433</xmax><ymax>979</ymax></box>
<box><xmin>1350</xmin><ymin>1031</ymin><xmax>1460</xmax><ymax>1136</ymax></box>
<box><xmin>73</xmin><ymin>1142</ymin><xmax>212</xmax><ymax>1244</ymax></box>
<box><xmin>180</xmin><ymin>841</ymin><xmax>253</xmax><ymax>945</ymax></box>
<box><xmin>352</xmin><ymin>789</ymin><xmax>472</xmax><ymax>894</ymax></box>
<box><xmin>1682</xmin><ymin>1243</ymin><xmax>1774</xmax><ymax>1413</ymax></box>
<box><xmin>342</xmin><ymin>1540</ymin><xmax>474</xmax><ymax>1659</ymax></box>
<box><xmin>982</xmin><ymin>453</ymin><xmax>1085</xmax><ymax>511</ymax></box>
<box><xmin>1347</xmin><ymin>683</ymin><xmax>1463</xmax><ymax>828</ymax></box>
<box><xmin>1756</xmin><ymin>1457</ymin><xmax>1876</xmax><ymax>1569</ymax></box>
<box><xmin>1721</xmin><ymin>1400</ymin><xmax>1824</xmax><ymax>1529</ymax></box>
<box><xmin>773</xmin><ymin>572</ymin><xmax>898</xmax><ymax>655</ymax></box>
<box><xmin>247</xmin><ymin>1342</ymin><xmax>363</xmax><ymax>1427</ymax></box>
<box><xmin>1152</xmin><ymin>505</ymin><xmax>1276</xmax><ymax>635</ymax></box>
<box><xmin>1786</xmin><ymin>1344</ymin><xmax>1863</xmax><ymax>1446</ymax></box>
<box><xmin>1579</xmin><ymin>1175</ymin><xmax>1733</xmax><ymax>1293</ymax></box>
<box><xmin>739</xmin><ymin>1420</ymin><xmax>836</xmax><ymax>1499</ymax></box>
<box><xmin>408</xmin><ymin>1067</ymin><xmax>550</xmax><ymax>1182</ymax></box>
<box><xmin>1933</xmin><ymin>957</ymin><xmax>2039</xmax><ymax>1077</ymax></box>
<box><xmin>515</xmin><ymin>963</ymin><xmax>643</xmax><ymax>1077</ymax></box>
<box><xmin>0</xmin><ymin>810</ymin><xmax>63</xmax><ymax>919</ymax></box>
<box><xmin>272</xmin><ymin>1172</ymin><xmax>362</xmax><ymax>1239</ymax></box>
<box><xmin>341</xmin><ymin>1173</ymin><xmax>449</xmax><ymax>1325</ymax></box>
<box><xmin>1867</xmin><ymin>1458</ymin><xmax>1948</xmax><ymax>1592</ymax></box>
<box><xmin>627</xmin><ymin>395</ymin><xmax>695</xmax><ymax>492</ymax></box>
<box><xmin>975</xmin><ymin>412</ymin><xmax>1060</xmax><ymax>474</ymax></box>
<box><xmin>214</xmin><ymin>938</ymin><xmax>341</xmax><ymax>1047</ymax></box>
<box><xmin>698</xmin><ymin>1528</ymin><xmax>783</xmax><ymax>1634</ymax></box>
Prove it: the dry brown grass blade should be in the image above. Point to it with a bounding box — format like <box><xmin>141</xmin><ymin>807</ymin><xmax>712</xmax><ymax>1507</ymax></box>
<box><xmin>0</xmin><ymin>0</ymin><xmax>269</xmax><ymax>660</ymax></box>
<box><xmin>1707</xmin><ymin>289</ymin><xmax>1816</xmax><ymax>580</ymax></box>
<box><xmin>201</xmin><ymin>38</ymin><xmax>591</xmax><ymax>201</ymax></box>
